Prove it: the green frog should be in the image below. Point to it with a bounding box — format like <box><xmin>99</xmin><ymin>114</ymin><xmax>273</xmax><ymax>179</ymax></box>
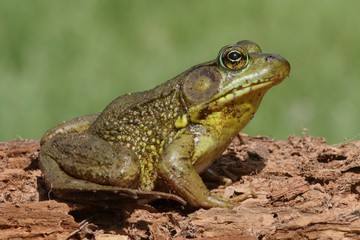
<box><xmin>39</xmin><ymin>40</ymin><xmax>290</xmax><ymax>209</ymax></box>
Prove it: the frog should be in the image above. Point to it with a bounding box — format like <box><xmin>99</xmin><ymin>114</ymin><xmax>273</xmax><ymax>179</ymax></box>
<box><xmin>39</xmin><ymin>40</ymin><xmax>290</xmax><ymax>209</ymax></box>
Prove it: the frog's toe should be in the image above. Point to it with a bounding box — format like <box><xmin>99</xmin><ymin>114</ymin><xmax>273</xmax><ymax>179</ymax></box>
<box><xmin>202</xmin><ymin>169</ymin><xmax>233</xmax><ymax>187</ymax></box>
<box><xmin>203</xmin><ymin>195</ymin><xmax>235</xmax><ymax>208</ymax></box>
<box><xmin>230</xmin><ymin>190</ymin><xmax>258</xmax><ymax>202</ymax></box>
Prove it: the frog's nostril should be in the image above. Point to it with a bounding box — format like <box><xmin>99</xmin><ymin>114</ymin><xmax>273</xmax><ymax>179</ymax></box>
<box><xmin>265</xmin><ymin>55</ymin><xmax>276</xmax><ymax>62</ymax></box>
<box><xmin>265</xmin><ymin>54</ymin><xmax>286</xmax><ymax>63</ymax></box>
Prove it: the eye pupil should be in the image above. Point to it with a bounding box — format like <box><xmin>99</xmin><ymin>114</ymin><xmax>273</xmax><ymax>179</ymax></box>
<box><xmin>228</xmin><ymin>51</ymin><xmax>241</xmax><ymax>61</ymax></box>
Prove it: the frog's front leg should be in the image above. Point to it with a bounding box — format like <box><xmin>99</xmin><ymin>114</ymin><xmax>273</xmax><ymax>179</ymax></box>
<box><xmin>158</xmin><ymin>131</ymin><xmax>233</xmax><ymax>209</ymax></box>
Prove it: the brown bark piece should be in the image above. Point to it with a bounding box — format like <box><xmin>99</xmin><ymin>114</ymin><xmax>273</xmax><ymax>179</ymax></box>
<box><xmin>0</xmin><ymin>201</ymin><xmax>78</xmax><ymax>239</ymax></box>
<box><xmin>0</xmin><ymin>140</ymin><xmax>79</xmax><ymax>239</ymax></box>
<box><xmin>0</xmin><ymin>135</ymin><xmax>359</xmax><ymax>239</ymax></box>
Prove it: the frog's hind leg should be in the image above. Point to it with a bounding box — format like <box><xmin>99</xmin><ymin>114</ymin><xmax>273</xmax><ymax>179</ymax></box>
<box><xmin>40</xmin><ymin>132</ymin><xmax>141</xmax><ymax>191</ymax></box>
<box><xmin>40</xmin><ymin>113</ymin><xmax>99</xmax><ymax>145</ymax></box>
<box><xmin>39</xmin><ymin>148</ymin><xmax>137</xmax><ymax>203</ymax></box>
<box><xmin>39</xmin><ymin>140</ymin><xmax>186</xmax><ymax>206</ymax></box>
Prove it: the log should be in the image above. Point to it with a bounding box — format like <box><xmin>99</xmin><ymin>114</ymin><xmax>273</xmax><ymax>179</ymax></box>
<box><xmin>0</xmin><ymin>135</ymin><xmax>359</xmax><ymax>239</ymax></box>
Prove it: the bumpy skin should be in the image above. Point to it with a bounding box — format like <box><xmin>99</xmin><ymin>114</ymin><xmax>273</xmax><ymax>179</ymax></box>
<box><xmin>39</xmin><ymin>40</ymin><xmax>290</xmax><ymax>208</ymax></box>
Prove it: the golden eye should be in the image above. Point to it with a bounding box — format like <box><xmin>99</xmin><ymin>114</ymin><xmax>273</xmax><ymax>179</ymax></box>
<box><xmin>219</xmin><ymin>46</ymin><xmax>248</xmax><ymax>71</ymax></box>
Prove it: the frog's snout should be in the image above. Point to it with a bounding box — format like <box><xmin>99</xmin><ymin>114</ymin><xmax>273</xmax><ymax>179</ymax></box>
<box><xmin>266</xmin><ymin>53</ymin><xmax>291</xmax><ymax>77</ymax></box>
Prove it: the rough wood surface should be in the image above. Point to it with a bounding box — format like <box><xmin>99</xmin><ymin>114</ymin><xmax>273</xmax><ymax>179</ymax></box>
<box><xmin>0</xmin><ymin>135</ymin><xmax>359</xmax><ymax>239</ymax></box>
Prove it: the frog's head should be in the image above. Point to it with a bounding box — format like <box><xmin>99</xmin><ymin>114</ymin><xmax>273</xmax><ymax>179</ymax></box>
<box><xmin>180</xmin><ymin>40</ymin><xmax>290</xmax><ymax>134</ymax></box>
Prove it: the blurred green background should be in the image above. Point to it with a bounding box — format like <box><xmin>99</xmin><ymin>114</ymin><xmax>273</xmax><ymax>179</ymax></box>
<box><xmin>1</xmin><ymin>0</ymin><xmax>359</xmax><ymax>143</ymax></box>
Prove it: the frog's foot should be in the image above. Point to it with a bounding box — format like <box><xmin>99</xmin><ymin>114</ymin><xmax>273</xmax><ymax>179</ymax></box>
<box><xmin>204</xmin><ymin>187</ymin><xmax>258</xmax><ymax>208</ymax></box>
<box><xmin>197</xmin><ymin>190</ymin><xmax>257</xmax><ymax>208</ymax></box>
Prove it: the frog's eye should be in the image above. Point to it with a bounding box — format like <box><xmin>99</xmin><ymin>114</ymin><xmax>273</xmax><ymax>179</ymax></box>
<box><xmin>219</xmin><ymin>46</ymin><xmax>248</xmax><ymax>71</ymax></box>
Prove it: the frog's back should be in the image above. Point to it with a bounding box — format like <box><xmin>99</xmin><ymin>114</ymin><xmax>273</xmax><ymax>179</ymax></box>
<box><xmin>88</xmin><ymin>76</ymin><xmax>186</xmax><ymax>152</ymax></box>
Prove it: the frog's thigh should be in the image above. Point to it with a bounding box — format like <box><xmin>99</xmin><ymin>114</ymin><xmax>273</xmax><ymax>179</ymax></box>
<box><xmin>158</xmin><ymin>133</ymin><xmax>232</xmax><ymax>208</ymax></box>
<box><xmin>41</xmin><ymin>133</ymin><xmax>140</xmax><ymax>188</ymax></box>
<box><xmin>40</xmin><ymin>113</ymin><xmax>99</xmax><ymax>144</ymax></box>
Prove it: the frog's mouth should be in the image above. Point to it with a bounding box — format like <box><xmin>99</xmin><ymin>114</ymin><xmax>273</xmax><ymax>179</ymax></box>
<box><xmin>213</xmin><ymin>72</ymin><xmax>288</xmax><ymax>108</ymax></box>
